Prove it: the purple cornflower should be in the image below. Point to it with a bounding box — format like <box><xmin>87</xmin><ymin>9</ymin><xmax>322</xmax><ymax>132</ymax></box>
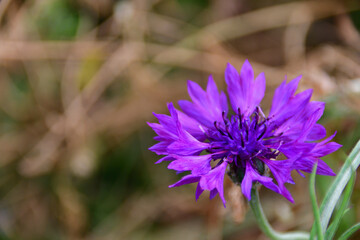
<box><xmin>148</xmin><ymin>60</ymin><xmax>341</xmax><ymax>207</ymax></box>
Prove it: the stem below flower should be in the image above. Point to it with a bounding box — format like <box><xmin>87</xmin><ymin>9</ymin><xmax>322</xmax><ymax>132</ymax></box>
<box><xmin>249</xmin><ymin>188</ymin><xmax>310</xmax><ymax>240</ymax></box>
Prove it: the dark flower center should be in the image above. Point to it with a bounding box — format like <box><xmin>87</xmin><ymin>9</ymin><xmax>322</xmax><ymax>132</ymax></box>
<box><xmin>206</xmin><ymin>107</ymin><xmax>279</xmax><ymax>184</ymax></box>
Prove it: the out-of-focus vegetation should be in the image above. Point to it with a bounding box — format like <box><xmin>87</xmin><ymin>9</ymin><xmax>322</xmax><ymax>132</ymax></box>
<box><xmin>0</xmin><ymin>0</ymin><xmax>359</xmax><ymax>239</ymax></box>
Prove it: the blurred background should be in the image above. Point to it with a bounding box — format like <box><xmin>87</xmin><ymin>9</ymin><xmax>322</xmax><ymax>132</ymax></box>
<box><xmin>0</xmin><ymin>0</ymin><xmax>359</xmax><ymax>239</ymax></box>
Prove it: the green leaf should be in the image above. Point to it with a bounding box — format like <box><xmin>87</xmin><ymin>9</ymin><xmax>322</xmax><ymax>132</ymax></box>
<box><xmin>325</xmin><ymin>173</ymin><xmax>356</xmax><ymax>239</ymax></box>
<box><xmin>338</xmin><ymin>223</ymin><xmax>360</xmax><ymax>240</ymax></box>
<box><xmin>311</xmin><ymin>140</ymin><xmax>360</xmax><ymax>237</ymax></box>
<box><xmin>310</xmin><ymin>162</ymin><xmax>323</xmax><ymax>240</ymax></box>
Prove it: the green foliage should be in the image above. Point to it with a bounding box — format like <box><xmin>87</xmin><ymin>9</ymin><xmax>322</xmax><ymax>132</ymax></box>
<box><xmin>9</xmin><ymin>69</ymin><xmax>31</xmax><ymax>105</ymax></box>
<box><xmin>0</xmin><ymin>110</ymin><xmax>16</xmax><ymax>134</ymax></box>
<box><xmin>35</xmin><ymin>0</ymin><xmax>79</xmax><ymax>40</ymax></box>
<box><xmin>310</xmin><ymin>163</ymin><xmax>323</xmax><ymax>240</ymax></box>
<box><xmin>338</xmin><ymin>223</ymin><xmax>360</xmax><ymax>240</ymax></box>
<box><xmin>349</xmin><ymin>4</ymin><xmax>360</xmax><ymax>33</ymax></box>
<box><xmin>320</xmin><ymin>141</ymin><xmax>360</xmax><ymax>229</ymax></box>
<box><xmin>177</xmin><ymin>0</ymin><xmax>210</xmax><ymax>10</ymax></box>
<box><xmin>78</xmin><ymin>134</ymin><xmax>152</xmax><ymax>229</ymax></box>
<box><xmin>310</xmin><ymin>140</ymin><xmax>360</xmax><ymax>239</ymax></box>
<box><xmin>325</xmin><ymin>174</ymin><xmax>355</xmax><ymax>239</ymax></box>
<box><xmin>76</xmin><ymin>51</ymin><xmax>103</xmax><ymax>90</ymax></box>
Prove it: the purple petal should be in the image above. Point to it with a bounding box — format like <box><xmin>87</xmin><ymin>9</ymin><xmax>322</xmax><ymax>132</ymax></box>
<box><xmin>311</xmin><ymin>132</ymin><xmax>342</xmax><ymax>157</ymax></box>
<box><xmin>169</xmin><ymin>175</ymin><xmax>201</xmax><ymax>188</ymax></box>
<box><xmin>278</xmin><ymin>141</ymin><xmax>315</xmax><ymax>159</ymax></box>
<box><xmin>149</xmin><ymin>141</ymin><xmax>172</xmax><ymax>155</ymax></box>
<box><xmin>276</xmin><ymin>101</ymin><xmax>326</xmax><ymax>141</ymax></box>
<box><xmin>167</xmin><ymin>131</ymin><xmax>209</xmax><ymax>155</ymax></box>
<box><xmin>297</xmin><ymin>107</ymin><xmax>324</xmax><ymax>142</ymax></box>
<box><xmin>178</xmin><ymin>100</ymin><xmax>212</xmax><ymax>127</ymax></box>
<box><xmin>149</xmin><ymin>102</ymin><xmax>210</xmax><ymax>159</ymax></box>
<box><xmin>292</xmin><ymin>157</ymin><xmax>336</xmax><ymax>176</ymax></box>
<box><xmin>207</xmin><ymin>76</ymin><xmax>228</xmax><ymax>113</ymax></box>
<box><xmin>269</xmin><ymin>89</ymin><xmax>313</xmax><ymax>135</ymax></box>
<box><xmin>168</xmin><ymin>154</ymin><xmax>212</xmax><ymax>175</ymax></box>
<box><xmin>225</xmin><ymin>60</ymin><xmax>266</xmax><ymax>117</ymax></box>
<box><xmin>241</xmin><ymin>161</ymin><xmax>276</xmax><ymax>200</ymax></box>
<box><xmin>269</xmin><ymin>75</ymin><xmax>301</xmax><ymax>118</ymax></box>
<box><xmin>314</xmin><ymin>142</ymin><xmax>342</xmax><ymax>156</ymax></box>
<box><xmin>199</xmin><ymin>161</ymin><xmax>228</xmax><ymax>206</ymax></box>
<box><xmin>155</xmin><ymin>155</ymin><xmax>174</xmax><ymax>164</ymax></box>
<box><xmin>268</xmin><ymin>74</ymin><xmax>321</xmax><ymax>138</ymax></box>
<box><xmin>195</xmin><ymin>183</ymin><xmax>204</xmax><ymax>201</ymax></box>
<box><xmin>209</xmin><ymin>189</ymin><xmax>218</xmax><ymax>200</ymax></box>
<box><xmin>176</xmin><ymin>110</ymin><xmax>207</xmax><ymax>141</ymax></box>
<box><xmin>307</xmin><ymin>124</ymin><xmax>327</xmax><ymax>141</ymax></box>
<box><xmin>262</xmin><ymin>159</ymin><xmax>292</xmax><ymax>185</ymax></box>
<box><xmin>252</xmin><ymin>72</ymin><xmax>266</xmax><ymax>111</ymax></box>
<box><xmin>167</xmin><ymin>103</ymin><xmax>210</xmax><ymax>155</ymax></box>
<box><xmin>147</xmin><ymin>122</ymin><xmax>177</xmax><ymax>140</ymax></box>
<box><xmin>179</xmin><ymin>78</ymin><xmax>228</xmax><ymax>129</ymax></box>
<box><xmin>262</xmin><ymin>158</ymin><xmax>294</xmax><ymax>202</ymax></box>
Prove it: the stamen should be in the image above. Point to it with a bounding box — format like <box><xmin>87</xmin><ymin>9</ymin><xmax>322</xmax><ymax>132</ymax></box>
<box><xmin>276</xmin><ymin>141</ymin><xmax>284</xmax><ymax>151</ymax></box>
<box><xmin>271</xmin><ymin>149</ymin><xmax>280</xmax><ymax>155</ymax></box>
<box><xmin>214</xmin><ymin>121</ymin><xmax>226</xmax><ymax>136</ymax></box>
<box><xmin>240</xmin><ymin>132</ymin><xmax>245</xmax><ymax>148</ymax></box>
<box><xmin>254</xmin><ymin>113</ymin><xmax>259</xmax><ymax>130</ymax></box>
<box><xmin>254</xmin><ymin>108</ymin><xmax>259</xmax><ymax>124</ymax></box>
<box><xmin>237</xmin><ymin>108</ymin><xmax>243</xmax><ymax>129</ymax></box>
<box><xmin>245</xmin><ymin>123</ymin><xmax>249</xmax><ymax>141</ymax></box>
<box><xmin>199</xmin><ymin>125</ymin><xmax>211</xmax><ymax>139</ymax></box>
<box><xmin>222</xmin><ymin>111</ymin><xmax>228</xmax><ymax>125</ymax></box>
<box><xmin>225</xmin><ymin>125</ymin><xmax>233</xmax><ymax>140</ymax></box>
<box><xmin>270</xmin><ymin>141</ymin><xmax>284</xmax><ymax>155</ymax></box>
<box><xmin>252</xmin><ymin>149</ymin><xmax>263</xmax><ymax>158</ymax></box>
<box><xmin>257</xmin><ymin>123</ymin><xmax>267</xmax><ymax>140</ymax></box>
<box><xmin>257</xmin><ymin>106</ymin><xmax>266</xmax><ymax>119</ymax></box>
<box><xmin>258</xmin><ymin>119</ymin><xmax>266</xmax><ymax>127</ymax></box>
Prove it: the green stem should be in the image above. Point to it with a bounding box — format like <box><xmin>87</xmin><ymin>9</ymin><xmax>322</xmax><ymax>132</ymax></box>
<box><xmin>249</xmin><ymin>188</ymin><xmax>310</xmax><ymax>240</ymax></box>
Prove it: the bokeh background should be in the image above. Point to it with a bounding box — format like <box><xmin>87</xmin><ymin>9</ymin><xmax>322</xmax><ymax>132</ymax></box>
<box><xmin>0</xmin><ymin>0</ymin><xmax>360</xmax><ymax>239</ymax></box>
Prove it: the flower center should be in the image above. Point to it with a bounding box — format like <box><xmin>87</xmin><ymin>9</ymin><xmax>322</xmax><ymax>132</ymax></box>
<box><xmin>209</xmin><ymin>107</ymin><xmax>267</xmax><ymax>155</ymax></box>
<box><xmin>206</xmin><ymin>107</ymin><xmax>280</xmax><ymax>183</ymax></box>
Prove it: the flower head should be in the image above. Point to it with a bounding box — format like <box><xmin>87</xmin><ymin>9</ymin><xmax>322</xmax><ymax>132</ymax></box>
<box><xmin>148</xmin><ymin>60</ymin><xmax>341</xmax><ymax>207</ymax></box>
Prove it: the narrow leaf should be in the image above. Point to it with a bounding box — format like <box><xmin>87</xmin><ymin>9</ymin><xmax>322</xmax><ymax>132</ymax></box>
<box><xmin>325</xmin><ymin>173</ymin><xmax>356</xmax><ymax>240</ymax></box>
<box><xmin>310</xmin><ymin>162</ymin><xmax>323</xmax><ymax>240</ymax></box>
<box><xmin>315</xmin><ymin>140</ymin><xmax>360</xmax><ymax>234</ymax></box>
<box><xmin>338</xmin><ymin>223</ymin><xmax>360</xmax><ymax>240</ymax></box>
